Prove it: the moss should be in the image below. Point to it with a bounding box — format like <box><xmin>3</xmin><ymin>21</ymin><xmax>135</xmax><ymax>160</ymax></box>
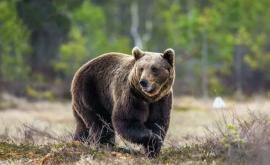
<box><xmin>0</xmin><ymin>141</ymin><xmax>111</xmax><ymax>164</ymax></box>
<box><xmin>41</xmin><ymin>141</ymin><xmax>109</xmax><ymax>164</ymax></box>
<box><xmin>1</xmin><ymin>141</ymin><xmax>219</xmax><ymax>164</ymax></box>
<box><xmin>0</xmin><ymin>142</ymin><xmax>50</xmax><ymax>160</ymax></box>
<box><xmin>0</xmin><ymin>141</ymin><xmax>239</xmax><ymax>164</ymax></box>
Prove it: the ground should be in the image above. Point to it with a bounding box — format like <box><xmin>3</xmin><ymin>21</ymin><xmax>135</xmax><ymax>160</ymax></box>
<box><xmin>1</xmin><ymin>94</ymin><xmax>270</xmax><ymax>164</ymax></box>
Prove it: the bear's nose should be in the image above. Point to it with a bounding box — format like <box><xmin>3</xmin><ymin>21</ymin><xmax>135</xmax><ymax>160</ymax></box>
<box><xmin>139</xmin><ymin>79</ymin><xmax>148</xmax><ymax>88</ymax></box>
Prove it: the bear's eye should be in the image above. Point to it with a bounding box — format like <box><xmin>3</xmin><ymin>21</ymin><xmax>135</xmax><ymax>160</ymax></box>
<box><xmin>151</xmin><ymin>66</ymin><xmax>159</xmax><ymax>74</ymax></box>
<box><xmin>139</xmin><ymin>67</ymin><xmax>144</xmax><ymax>72</ymax></box>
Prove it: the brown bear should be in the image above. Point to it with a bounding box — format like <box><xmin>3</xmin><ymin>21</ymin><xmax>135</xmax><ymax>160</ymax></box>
<box><xmin>71</xmin><ymin>47</ymin><xmax>175</xmax><ymax>157</ymax></box>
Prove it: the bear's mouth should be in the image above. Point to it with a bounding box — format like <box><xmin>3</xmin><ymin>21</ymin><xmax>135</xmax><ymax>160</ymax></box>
<box><xmin>142</xmin><ymin>88</ymin><xmax>154</xmax><ymax>94</ymax></box>
<box><xmin>141</xmin><ymin>86</ymin><xmax>160</xmax><ymax>96</ymax></box>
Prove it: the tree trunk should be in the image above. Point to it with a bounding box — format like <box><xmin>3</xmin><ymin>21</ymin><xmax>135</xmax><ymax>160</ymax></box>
<box><xmin>234</xmin><ymin>44</ymin><xmax>244</xmax><ymax>100</ymax></box>
<box><xmin>130</xmin><ymin>1</ymin><xmax>143</xmax><ymax>48</ymax></box>
<box><xmin>141</xmin><ymin>0</ymin><xmax>153</xmax><ymax>46</ymax></box>
<box><xmin>201</xmin><ymin>31</ymin><xmax>208</xmax><ymax>100</ymax></box>
<box><xmin>0</xmin><ymin>44</ymin><xmax>2</xmax><ymax>82</ymax></box>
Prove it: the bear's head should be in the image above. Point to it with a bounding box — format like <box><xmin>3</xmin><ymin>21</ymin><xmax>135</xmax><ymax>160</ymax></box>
<box><xmin>130</xmin><ymin>47</ymin><xmax>175</xmax><ymax>101</ymax></box>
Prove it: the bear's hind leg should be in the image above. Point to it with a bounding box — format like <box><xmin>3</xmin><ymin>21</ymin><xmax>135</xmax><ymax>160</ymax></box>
<box><xmin>74</xmin><ymin>109</ymin><xmax>115</xmax><ymax>146</ymax></box>
<box><xmin>97</xmin><ymin>114</ymin><xmax>115</xmax><ymax>146</ymax></box>
<box><xmin>73</xmin><ymin>110</ymin><xmax>89</xmax><ymax>142</ymax></box>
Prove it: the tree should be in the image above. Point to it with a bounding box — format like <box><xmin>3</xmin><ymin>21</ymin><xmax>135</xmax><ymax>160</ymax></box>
<box><xmin>0</xmin><ymin>0</ymin><xmax>30</xmax><ymax>82</ymax></box>
<box><xmin>54</xmin><ymin>0</ymin><xmax>130</xmax><ymax>80</ymax></box>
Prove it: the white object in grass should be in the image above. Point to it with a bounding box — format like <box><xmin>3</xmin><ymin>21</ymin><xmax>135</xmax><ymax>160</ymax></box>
<box><xmin>213</xmin><ymin>96</ymin><xmax>225</xmax><ymax>109</ymax></box>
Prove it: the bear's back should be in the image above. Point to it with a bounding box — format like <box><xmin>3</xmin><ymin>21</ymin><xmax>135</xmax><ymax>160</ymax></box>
<box><xmin>72</xmin><ymin>53</ymin><xmax>134</xmax><ymax>114</ymax></box>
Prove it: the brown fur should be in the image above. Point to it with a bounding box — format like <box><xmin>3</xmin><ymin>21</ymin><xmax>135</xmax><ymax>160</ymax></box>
<box><xmin>71</xmin><ymin>47</ymin><xmax>175</xmax><ymax>157</ymax></box>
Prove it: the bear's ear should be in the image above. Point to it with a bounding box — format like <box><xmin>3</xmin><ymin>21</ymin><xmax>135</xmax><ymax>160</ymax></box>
<box><xmin>162</xmin><ymin>48</ymin><xmax>175</xmax><ymax>66</ymax></box>
<box><xmin>132</xmin><ymin>47</ymin><xmax>144</xmax><ymax>60</ymax></box>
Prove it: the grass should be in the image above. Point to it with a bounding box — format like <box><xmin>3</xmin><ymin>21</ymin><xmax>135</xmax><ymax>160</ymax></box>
<box><xmin>0</xmin><ymin>141</ymin><xmax>219</xmax><ymax>164</ymax></box>
<box><xmin>1</xmin><ymin>95</ymin><xmax>270</xmax><ymax>164</ymax></box>
<box><xmin>1</xmin><ymin>113</ymin><xmax>269</xmax><ymax>165</ymax></box>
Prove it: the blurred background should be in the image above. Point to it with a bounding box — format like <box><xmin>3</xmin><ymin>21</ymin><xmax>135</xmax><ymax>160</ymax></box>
<box><xmin>0</xmin><ymin>0</ymin><xmax>270</xmax><ymax>100</ymax></box>
<box><xmin>1</xmin><ymin>1</ymin><xmax>270</xmax><ymax>163</ymax></box>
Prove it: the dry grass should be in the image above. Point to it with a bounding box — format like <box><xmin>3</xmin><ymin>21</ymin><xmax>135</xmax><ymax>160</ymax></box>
<box><xmin>1</xmin><ymin>94</ymin><xmax>270</xmax><ymax>164</ymax></box>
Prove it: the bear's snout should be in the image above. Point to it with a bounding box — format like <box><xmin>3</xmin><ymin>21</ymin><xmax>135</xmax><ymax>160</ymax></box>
<box><xmin>139</xmin><ymin>79</ymin><xmax>148</xmax><ymax>88</ymax></box>
<box><xmin>139</xmin><ymin>79</ymin><xmax>157</xmax><ymax>94</ymax></box>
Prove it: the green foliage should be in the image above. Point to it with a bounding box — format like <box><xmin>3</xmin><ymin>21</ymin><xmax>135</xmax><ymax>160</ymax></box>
<box><xmin>157</xmin><ymin>0</ymin><xmax>270</xmax><ymax>95</ymax></box>
<box><xmin>245</xmin><ymin>34</ymin><xmax>270</xmax><ymax>72</ymax></box>
<box><xmin>26</xmin><ymin>86</ymin><xmax>55</xmax><ymax>100</ymax></box>
<box><xmin>221</xmin><ymin>124</ymin><xmax>244</xmax><ymax>148</ymax></box>
<box><xmin>54</xmin><ymin>26</ymin><xmax>87</xmax><ymax>79</ymax></box>
<box><xmin>0</xmin><ymin>0</ymin><xmax>270</xmax><ymax>96</ymax></box>
<box><xmin>71</xmin><ymin>0</ymin><xmax>130</xmax><ymax>55</ymax></box>
<box><xmin>209</xmin><ymin>77</ymin><xmax>226</xmax><ymax>96</ymax></box>
<box><xmin>54</xmin><ymin>0</ymin><xmax>130</xmax><ymax>79</ymax></box>
<box><xmin>0</xmin><ymin>0</ymin><xmax>30</xmax><ymax>81</ymax></box>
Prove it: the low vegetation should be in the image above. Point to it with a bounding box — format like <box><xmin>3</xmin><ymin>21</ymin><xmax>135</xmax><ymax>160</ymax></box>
<box><xmin>1</xmin><ymin>109</ymin><xmax>270</xmax><ymax>164</ymax></box>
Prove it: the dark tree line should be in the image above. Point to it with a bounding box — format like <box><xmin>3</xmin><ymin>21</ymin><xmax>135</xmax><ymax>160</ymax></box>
<box><xmin>0</xmin><ymin>0</ymin><xmax>270</xmax><ymax>99</ymax></box>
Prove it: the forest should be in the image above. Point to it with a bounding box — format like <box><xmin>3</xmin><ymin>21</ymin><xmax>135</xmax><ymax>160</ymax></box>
<box><xmin>2</xmin><ymin>1</ymin><xmax>270</xmax><ymax>164</ymax></box>
<box><xmin>0</xmin><ymin>0</ymin><xmax>270</xmax><ymax>99</ymax></box>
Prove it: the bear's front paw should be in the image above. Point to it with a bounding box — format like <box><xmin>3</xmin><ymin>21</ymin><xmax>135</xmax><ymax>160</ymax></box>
<box><xmin>144</xmin><ymin>142</ymin><xmax>162</xmax><ymax>158</ymax></box>
<box><xmin>143</xmin><ymin>133</ymin><xmax>163</xmax><ymax>158</ymax></box>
